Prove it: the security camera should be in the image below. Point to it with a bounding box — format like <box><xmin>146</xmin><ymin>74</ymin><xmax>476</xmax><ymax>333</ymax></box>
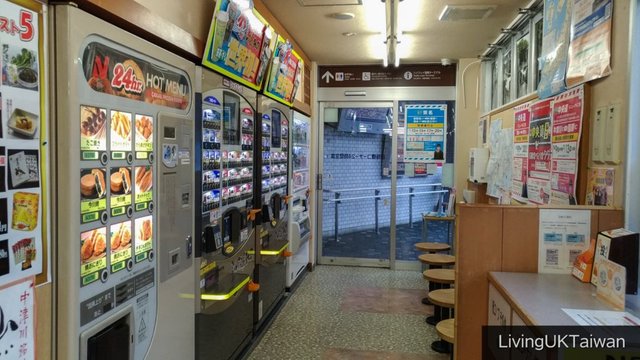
<box><xmin>441</xmin><ymin>58</ymin><xmax>452</xmax><ymax>66</ymax></box>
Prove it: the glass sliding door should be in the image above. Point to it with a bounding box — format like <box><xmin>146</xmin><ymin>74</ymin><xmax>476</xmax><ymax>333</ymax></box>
<box><xmin>318</xmin><ymin>102</ymin><xmax>394</xmax><ymax>267</ymax></box>
<box><xmin>393</xmin><ymin>101</ymin><xmax>455</xmax><ymax>267</ymax></box>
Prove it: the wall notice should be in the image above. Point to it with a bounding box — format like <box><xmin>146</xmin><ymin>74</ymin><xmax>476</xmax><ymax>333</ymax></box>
<box><xmin>403</xmin><ymin>104</ymin><xmax>446</xmax><ymax>163</ymax></box>
<box><xmin>538</xmin><ymin>209</ymin><xmax>590</xmax><ymax>274</ymax></box>
<box><xmin>566</xmin><ymin>0</ymin><xmax>613</xmax><ymax>87</ymax></box>
<box><xmin>550</xmin><ymin>86</ymin><xmax>583</xmax><ymax>205</ymax></box>
<box><xmin>511</xmin><ymin>103</ymin><xmax>530</xmax><ymax>203</ymax></box>
<box><xmin>0</xmin><ymin>0</ymin><xmax>49</xmax><ymax>286</ymax></box>
<box><xmin>0</xmin><ymin>276</ymin><xmax>35</xmax><ymax>360</ymax></box>
<box><xmin>527</xmin><ymin>99</ymin><xmax>553</xmax><ymax>204</ymax></box>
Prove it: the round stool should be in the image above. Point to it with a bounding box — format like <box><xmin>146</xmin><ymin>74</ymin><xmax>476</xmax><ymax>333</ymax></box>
<box><xmin>432</xmin><ymin>318</ymin><xmax>455</xmax><ymax>355</ymax></box>
<box><xmin>415</xmin><ymin>242</ymin><xmax>450</xmax><ymax>253</ymax></box>
<box><xmin>419</xmin><ymin>254</ymin><xmax>455</xmax><ymax>305</ymax></box>
<box><xmin>426</xmin><ymin>288</ymin><xmax>455</xmax><ymax>326</ymax></box>
<box><xmin>423</xmin><ymin>268</ymin><xmax>455</xmax><ymax>284</ymax></box>
<box><xmin>418</xmin><ymin>253</ymin><xmax>455</xmax><ymax>267</ymax></box>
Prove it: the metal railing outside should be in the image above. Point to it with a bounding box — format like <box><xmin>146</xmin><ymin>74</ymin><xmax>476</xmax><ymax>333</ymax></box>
<box><xmin>323</xmin><ymin>183</ymin><xmax>447</xmax><ymax>242</ymax></box>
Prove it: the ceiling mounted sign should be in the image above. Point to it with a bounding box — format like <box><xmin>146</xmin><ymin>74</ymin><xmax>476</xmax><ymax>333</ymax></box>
<box><xmin>317</xmin><ymin>64</ymin><xmax>456</xmax><ymax>88</ymax></box>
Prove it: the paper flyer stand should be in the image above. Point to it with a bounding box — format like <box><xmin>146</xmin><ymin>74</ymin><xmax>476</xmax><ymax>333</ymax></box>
<box><xmin>0</xmin><ymin>0</ymin><xmax>50</xmax><ymax>287</ymax></box>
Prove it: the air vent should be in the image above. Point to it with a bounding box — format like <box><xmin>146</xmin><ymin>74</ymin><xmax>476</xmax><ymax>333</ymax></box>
<box><xmin>439</xmin><ymin>5</ymin><xmax>497</xmax><ymax>21</ymax></box>
<box><xmin>297</xmin><ymin>0</ymin><xmax>362</xmax><ymax>6</ymax></box>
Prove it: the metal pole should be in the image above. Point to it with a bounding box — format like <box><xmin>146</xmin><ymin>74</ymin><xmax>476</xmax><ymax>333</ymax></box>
<box><xmin>409</xmin><ymin>187</ymin><xmax>414</xmax><ymax>228</ymax></box>
<box><xmin>375</xmin><ymin>189</ymin><xmax>380</xmax><ymax>234</ymax></box>
<box><xmin>334</xmin><ymin>192</ymin><xmax>340</xmax><ymax>242</ymax></box>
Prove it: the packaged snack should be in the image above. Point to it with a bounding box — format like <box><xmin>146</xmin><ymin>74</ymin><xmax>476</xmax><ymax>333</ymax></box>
<box><xmin>12</xmin><ymin>192</ymin><xmax>39</xmax><ymax>231</ymax></box>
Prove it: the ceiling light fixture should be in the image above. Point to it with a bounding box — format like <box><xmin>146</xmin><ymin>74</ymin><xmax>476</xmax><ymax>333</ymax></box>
<box><xmin>381</xmin><ymin>0</ymin><xmax>401</xmax><ymax>67</ymax></box>
<box><xmin>328</xmin><ymin>12</ymin><xmax>355</xmax><ymax>20</ymax></box>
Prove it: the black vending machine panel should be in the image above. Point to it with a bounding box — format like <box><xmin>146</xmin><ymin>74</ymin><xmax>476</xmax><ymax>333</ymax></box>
<box><xmin>195</xmin><ymin>71</ymin><xmax>260</xmax><ymax>360</ymax></box>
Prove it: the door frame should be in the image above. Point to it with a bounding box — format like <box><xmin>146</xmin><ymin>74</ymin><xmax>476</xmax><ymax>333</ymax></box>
<box><xmin>314</xmin><ymin>85</ymin><xmax>457</xmax><ymax>270</ymax></box>
<box><xmin>317</xmin><ymin>101</ymin><xmax>397</xmax><ymax>268</ymax></box>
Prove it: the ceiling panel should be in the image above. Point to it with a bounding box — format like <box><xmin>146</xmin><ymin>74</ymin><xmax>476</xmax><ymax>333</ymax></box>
<box><xmin>262</xmin><ymin>0</ymin><xmax>532</xmax><ymax>65</ymax></box>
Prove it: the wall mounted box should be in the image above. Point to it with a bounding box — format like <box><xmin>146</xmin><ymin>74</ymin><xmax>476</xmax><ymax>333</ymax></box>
<box><xmin>592</xmin><ymin>107</ymin><xmax>606</xmax><ymax>163</ymax></box>
<box><xmin>469</xmin><ymin>147</ymin><xmax>489</xmax><ymax>183</ymax></box>
<box><xmin>603</xmin><ymin>104</ymin><xmax>622</xmax><ymax>164</ymax></box>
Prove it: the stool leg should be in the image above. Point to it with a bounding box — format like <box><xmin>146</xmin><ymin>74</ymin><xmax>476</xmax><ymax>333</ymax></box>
<box><xmin>426</xmin><ymin>305</ymin><xmax>441</xmax><ymax>325</ymax></box>
<box><xmin>430</xmin><ymin>340</ymin><xmax>451</xmax><ymax>354</ymax></box>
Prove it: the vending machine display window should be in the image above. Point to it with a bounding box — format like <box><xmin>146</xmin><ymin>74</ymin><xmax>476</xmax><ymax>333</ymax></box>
<box><xmin>271</xmin><ymin>110</ymin><xmax>281</xmax><ymax>148</ymax></box>
<box><xmin>223</xmin><ymin>92</ymin><xmax>240</xmax><ymax>145</ymax></box>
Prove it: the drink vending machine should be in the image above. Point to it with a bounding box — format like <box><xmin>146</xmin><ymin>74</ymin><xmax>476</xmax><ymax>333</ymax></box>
<box><xmin>194</xmin><ymin>67</ymin><xmax>260</xmax><ymax>360</ymax></box>
<box><xmin>254</xmin><ymin>95</ymin><xmax>292</xmax><ymax>329</ymax></box>
<box><xmin>53</xmin><ymin>5</ymin><xmax>196</xmax><ymax>360</ymax></box>
<box><xmin>287</xmin><ymin>110</ymin><xmax>311</xmax><ymax>288</ymax></box>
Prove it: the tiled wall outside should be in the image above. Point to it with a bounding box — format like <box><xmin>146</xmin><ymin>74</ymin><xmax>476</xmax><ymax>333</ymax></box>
<box><xmin>322</xmin><ymin>126</ymin><xmax>443</xmax><ymax>236</ymax></box>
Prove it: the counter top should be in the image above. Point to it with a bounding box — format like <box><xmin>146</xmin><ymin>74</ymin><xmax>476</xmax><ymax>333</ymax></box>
<box><xmin>488</xmin><ymin>272</ymin><xmax>640</xmax><ymax>326</ymax></box>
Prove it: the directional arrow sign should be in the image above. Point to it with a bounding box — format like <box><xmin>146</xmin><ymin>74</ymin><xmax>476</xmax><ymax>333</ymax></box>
<box><xmin>321</xmin><ymin>71</ymin><xmax>334</xmax><ymax>84</ymax></box>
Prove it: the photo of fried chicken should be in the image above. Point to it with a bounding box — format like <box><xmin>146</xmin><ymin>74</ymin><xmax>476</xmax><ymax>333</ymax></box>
<box><xmin>81</xmin><ymin>228</ymin><xmax>107</xmax><ymax>262</ymax></box>
<box><xmin>110</xmin><ymin>222</ymin><xmax>132</xmax><ymax>251</ymax></box>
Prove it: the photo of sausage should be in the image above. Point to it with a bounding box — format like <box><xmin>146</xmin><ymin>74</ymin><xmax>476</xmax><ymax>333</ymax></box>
<box><xmin>135</xmin><ymin>166</ymin><xmax>152</xmax><ymax>193</ymax></box>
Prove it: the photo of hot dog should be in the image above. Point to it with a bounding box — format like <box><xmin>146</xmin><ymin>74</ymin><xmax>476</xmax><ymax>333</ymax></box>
<box><xmin>135</xmin><ymin>166</ymin><xmax>152</xmax><ymax>193</ymax></box>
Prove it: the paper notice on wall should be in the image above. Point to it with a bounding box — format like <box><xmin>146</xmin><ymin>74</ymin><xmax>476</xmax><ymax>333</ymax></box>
<box><xmin>0</xmin><ymin>276</ymin><xmax>36</xmax><ymax>360</ymax></box>
<box><xmin>538</xmin><ymin>0</ymin><xmax>573</xmax><ymax>98</ymax></box>
<box><xmin>512</xmin><ymin>103</ymin><xmax>531</xmax><ymax>203</ymax></box>
<box><xmin>0</xmin><ymin>0</ymin><xmax>49</xmax><ymax>286</ymax></box>
<box><xmin>550</xmin><ymin>85</ymin><xmax>583</xmax><ymax>205</ymax></box>
<box><xmin>566</xmin><ymin>0</ymin><xmax>613</xmax><ymax>88</ymax></box>
<box><xmin>585</xmin><ymin>167</ymin><xmax>614</xmax><ymax>206</ymax></box>
<box><xmin>527</xmin><ymin>99</ymin><xmax>553</xmax><ymax>204</ymax></box>
<box><xmin>538</xmin><ymin>209</ymin><xmax>590</xmax><ymax>274</ymax></box>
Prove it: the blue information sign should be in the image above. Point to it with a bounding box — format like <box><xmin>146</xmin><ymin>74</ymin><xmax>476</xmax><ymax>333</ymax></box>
<box><xmin>403</xmin><ymin>104</ymin><xmax>447</xmax><ymax>162</ymax></box>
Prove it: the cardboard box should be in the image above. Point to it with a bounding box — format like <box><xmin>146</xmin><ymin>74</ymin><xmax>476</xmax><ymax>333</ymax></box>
<box><xmin>572</xmin><ymin>238</ymin><xmax>595</xmax><ymax>282</ymax></box>
<box><xmin>591</xmin><ymin>229</ymin><xmax>639</xmax><ymax>294</ymax></box>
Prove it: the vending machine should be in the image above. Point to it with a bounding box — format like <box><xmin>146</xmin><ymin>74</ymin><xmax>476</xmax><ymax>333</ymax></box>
<box><xmin>194</xmin><ymin>67</ymin><xmax>260</xmax><ymax>360</ymax></box>
<box><xmin>287</xmin><ymin>110</ymin><xmax>311</xmax><ymax>288</ymax></box>
<box><xmin>254</xmin><ymin>95</ymin><xmax>292</xmax><ymax>329</ymax></box>
<box><xmin>53</xmin><ymin>5</ymin><xmax>195</xmax><ymax>360</ymax></box>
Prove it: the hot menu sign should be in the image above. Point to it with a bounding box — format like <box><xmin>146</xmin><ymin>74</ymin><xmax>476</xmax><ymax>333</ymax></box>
<box><xmin>203</xmin><ymin>0</ymin><xmax>275</xmax><ymax>91</ymax></box>
<box><xmin>82</xmin><ymin>42</ymin><xmax>191</xmax><ymax>110</ymax></box>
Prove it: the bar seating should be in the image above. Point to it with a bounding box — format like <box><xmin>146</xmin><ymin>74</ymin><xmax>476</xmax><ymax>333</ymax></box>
<box><xmin>414</xmin><ymin>242</ymin><xmax>450</xmax><ymax>253</ymax></box>
<box><xmin>434</xmin><ymin>318</ymin><xmax>455</xmax><ymax>357</ymax></box>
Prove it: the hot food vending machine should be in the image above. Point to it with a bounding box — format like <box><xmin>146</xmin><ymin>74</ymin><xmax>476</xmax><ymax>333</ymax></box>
<box><xmin>254</xmin><ymin>94</ymin><xmax>291</xmax><ymax>329</ymax></box>
<box><xmin>53</xmin><ymin>5</ymin><xmax>195</xmax><ymax>360</ymax></box>
<box><xmin>194</xmin><ymin>67</ymin><xmax>260</xmax><ymax>360</ymax></box>
<box><xmin>287</xmin><ymin>110</ymin><xmax>311</xmax><ymax>289</ymax></box>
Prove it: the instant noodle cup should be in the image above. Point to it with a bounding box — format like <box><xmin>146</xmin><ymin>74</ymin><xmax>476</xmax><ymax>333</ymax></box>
<box><xmin>12</xmin><ymin>192</ymin><xmax>39</xmax><ymax>231</ymax></box>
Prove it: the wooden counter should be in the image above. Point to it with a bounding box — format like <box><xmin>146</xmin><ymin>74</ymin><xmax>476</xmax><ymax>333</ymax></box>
<box><xmin>488</xmin><ymin>272</ymin><xmax>640</xmax><ymax>326</ymax></box>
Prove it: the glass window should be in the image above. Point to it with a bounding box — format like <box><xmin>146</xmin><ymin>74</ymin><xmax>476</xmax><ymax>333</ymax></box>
<box><xmin>502</xmin><ymin>48</ymin><xmax>512</xmax><ymax>105</ymax></box>
<box><xmin>516</xmin><ymin>32</ymin><xmax>530</xmax><ymax>98</ymax></box>
<box><xmin>534</xmin><ymin>17</ymin><xmax>544</xmax><ymax>89</ymax></box>
<box><xmin>491</xmin><ymin>59</ymin><xmax>499</xmax><ymax>109</ymax></box>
